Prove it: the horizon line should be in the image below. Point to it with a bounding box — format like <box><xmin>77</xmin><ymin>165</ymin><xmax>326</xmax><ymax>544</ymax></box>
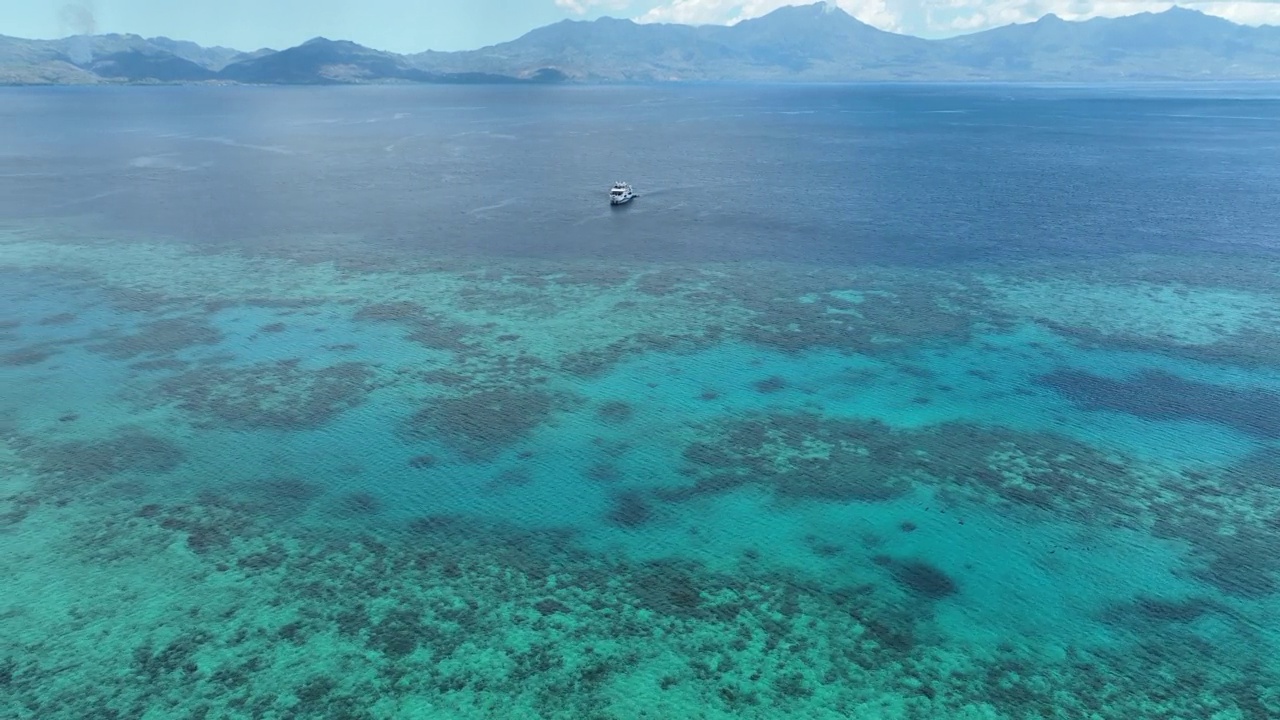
<box><xmin>0</xmin><ymin>4</ymin><xmax>1267</xmax><ymax>57</ymax></box>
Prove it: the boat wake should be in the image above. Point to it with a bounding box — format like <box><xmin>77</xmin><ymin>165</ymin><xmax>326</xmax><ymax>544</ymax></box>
<box><xmin>466</xmin><ymin>199</ymin><xmax>516</xmax><ymax>216</ymax></box>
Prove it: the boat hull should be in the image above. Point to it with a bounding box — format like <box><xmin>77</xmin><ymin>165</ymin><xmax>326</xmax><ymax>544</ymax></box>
<box><xmin>609</xmin><ymin>182</ymin><xmax>634</xmax><ymax>205</ymax></box>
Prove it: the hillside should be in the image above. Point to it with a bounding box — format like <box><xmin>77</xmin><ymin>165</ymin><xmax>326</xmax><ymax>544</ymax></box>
<box><xmin>2</xmin><ymin>4</ymin><xmax>1278</xmax><ymax>85</ymax></box>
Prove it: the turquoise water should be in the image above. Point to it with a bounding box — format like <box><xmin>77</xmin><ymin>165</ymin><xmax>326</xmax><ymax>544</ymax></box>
<box><xmin>4</xmin><ymin>85</ymin><xmax>1280</xmax><ymax>718</ymax></box>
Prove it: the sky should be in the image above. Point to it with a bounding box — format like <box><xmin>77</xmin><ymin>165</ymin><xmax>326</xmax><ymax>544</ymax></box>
<box><xmin>2</xmin><ymin>0</ymin><xmax>1277</xmax><ymax>52</ymax></box>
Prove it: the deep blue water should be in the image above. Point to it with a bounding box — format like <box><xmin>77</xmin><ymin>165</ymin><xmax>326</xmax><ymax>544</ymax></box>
<box><xmin>2</xmin><ymin>84</ymin><xmax>1280</xmax><ymax>719</ymax></box>
<box><xmin>4</xmin><ymin>84</ymin><xmax>1279</xmax><ymax>266</ymax></box>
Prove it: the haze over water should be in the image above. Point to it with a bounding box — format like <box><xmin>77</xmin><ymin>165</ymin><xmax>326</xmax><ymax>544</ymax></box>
<box><xmin>3</xmin><ymin>83</ymin><xmax>1280</xmax><ymax>719</ymax></box>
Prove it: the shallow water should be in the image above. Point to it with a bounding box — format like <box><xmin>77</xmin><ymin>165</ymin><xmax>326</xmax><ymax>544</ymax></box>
<box><xmin>3</xmin><ymin>84</ymin><xmax>1280</xmax><ymax>719</ymax></box>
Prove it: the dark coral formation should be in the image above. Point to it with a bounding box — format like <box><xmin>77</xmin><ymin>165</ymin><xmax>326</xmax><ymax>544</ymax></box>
<box><xmin>559</xmin><ymin>329</ymin><xmax>722</xmax><ymax>379</ymax></box>
<box><xmin>101</xmin><ymin>286</ymin><xmax>173</xmax><ymax>313</ymax></box>
<box><xmin>7</xmin><ymin>236</ymin><xmax>1280</xmax><ymax>720</ymax></box>
<box><xmin>38</xmin><ymin>312</ymin><xmax>77</xmax><ymax>326</ymax></box>
<box><xmin>1221</xmin><ymin>445</ymin><xmax>1280</xmax><ymax>491</ymax></box>
<box><xmin>880</xmin><ymin>557</ymin><xmax>959</xmax><ymax>600</ymax></box>
<box><xmin>753</xmin><ymin>375</ymin><xmax>787</xmax><ymax>393</ymax></box>
<box><xmin>149</xmin><ymin>496</ymin><xmax>266</xmax><ymax>556</ymax></box>
<box><xmin>633</xmin><ymin>267</ymin><xmax>711</xmax><ymax>297</ymax></box>
<box><xmin>560</xmin><ymin>330</ymin><xmax>716</xmax><ymax>376</ymax></box>
<box><xmin>584</xmin><ymin>462</ymin><xmax>621</xmax><ymax>483</ymax></box>
<box><xmin>1185</xmin><ymin>530</ymin><xmax>1279</xmax><ymax>599</ymax></box>
<box><xmin>595</xmin><ymin>400</ymin><xmax>634</xmax><ymax>424</ymax></box>
<box><xmin>129</xmin><ymin>358</ymin><xmax>190</xmax><ymax>373</ymax></box>
<box><xmin>340</xmin><ymin>264</ymin><xmax>1000</xmax><ymax>387</ymax></box>
<box><xmin>408</xmin><ymin>387</ymin><xmax>560</xmax><ymax>461</ymax></box>
<box><xmin>159</xmin><ymin>360</ymin><xmax>377</xmax><ymax>430</ymax></box>
<box><xmin>737</xmin><ymin>274</ymin><xmax>997</xmax><ymax>357</ymax></box>
<box><xmin>1100</xmin><ymin>595</ymin><xmax>1221</xmax><ymax>630</ymax></box>
<box><xmin>31</xmin><ymin>432</ymin><xmax>187</xmax><ymax>482</ymax></box>
<box><xmin>1011</xmin><ymin>255</ymin><xmax>1280</xmax><ymax>370</ymax></box>
<box><xmin>628</xmin><ymin>560</ymin><xmax>710</xmax><ymax>619</ymax></box>
<box><xmin>337</xmin><ymin>491</ymin><xmax>382</xmax><ymax>515</ymax></box>
<box><xmin>665</xmin><ymin>410</ymin><xmax>1280</xmax><ymax>604</ymax></box>
<box><xmin>671</xmin><ymin>414</ymin><xmax>919</xmax><ymax>503</ymax></box>
<box><xmin>0</xmin><ymin>344</ymin><xmax>58</xmax><ymax>366</ymax></box>
<box><xmin>353</xmin><ymin>301</ymin><xmax>424</xmax><ymax>323</ymax></box>
<box><xmin>89</xmin><ymin>316</ymin><xmax>223</xmax><ymax>360</ymax></box>
<box><xmin>486</xmin><ymin>466</ymin><xmax>534</xmax><ymax>491</ymax></box>
<box><xmin>1040</xmin><ymin>368</ymin><xmax>1280</xmax><ymax>439</ymax></box>
<box><xmin>408</xmin><ymin>454</ymin><xmax>438</xmax><ymax>469</ymax></box>
<box><xmin>1045</xmin><ymin>319</ymin><xmax>1280</xmax><ymax>371</ymax></box>
<box><xmin>670</xmin><ymin>411</ymin><xmax>1159</xmax><ymax>522</ymax></box>
<box><xmin>3</xmin><ymin>459</ymin><xmax>1278</xmax><ymax>720</ymax></box>
<box><xmin>354</xmin><ymin>301</ymin><xmax>476</xmax><ymax>352</ymax></box>
<box><xmin>244</xmin><ymin>477</ymin><xmax>325</xmax><ymax>519</ymax></box>
<box><xmin>605</xmin><ymin>490</ymin><xmax>653</xmax><ymax>528</ymax></box>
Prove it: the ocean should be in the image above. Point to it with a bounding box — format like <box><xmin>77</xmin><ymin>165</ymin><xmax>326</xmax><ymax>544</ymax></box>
<box><xmin>2</xmin><ymin>83</ymin><xmax>1280</xmax><ymax>719</ymax></box>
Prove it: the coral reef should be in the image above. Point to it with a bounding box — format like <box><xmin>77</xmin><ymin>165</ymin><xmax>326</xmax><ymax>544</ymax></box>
<box><xmin>5</xmin><ymin>200</ymin><xmax>1280</xmax><ymax>720</ymax></box>
<box><xmin>1040</xmin><ymin>368</ymin><xmax>1280</xmax><ymax>439</ymax></box>
<box><xmin>158</xmin><ymin>360</ymin><xmax>378</xmax><ymax>431</ymax></box>
<box><xmin>407</xmin><ymin>386</ymin><xmax>563</xmax><ymax>461</ymax></box>
<box><xmin>88</xmin><ymin>316</ymin><xmax>224</xmax><ymax>360</ymax></box>
<box><xmin>1</xmin><ymin>344</ymin><xmax>60</xmax><ymax>366</ymax></box>
<box><xmin>24</xmin><ymin>431</ymin><xmax>187</xmax><ymax>485</ymax></box>
<box><xmin>4</xmin><ymin>489</ymin><xmax>1276</xmax><ymax>720</ymax></box>
<box><xmin>673</xmin><ymin>414</ymin><xmax>923</xmax><ymax>504</ymax></box>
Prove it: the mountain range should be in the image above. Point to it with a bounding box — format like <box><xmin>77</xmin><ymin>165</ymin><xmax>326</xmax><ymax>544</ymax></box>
<box><xmin>2</xmin><ymin>3</ymin><xmax>1278</xmax><ymax>85</ymax></box>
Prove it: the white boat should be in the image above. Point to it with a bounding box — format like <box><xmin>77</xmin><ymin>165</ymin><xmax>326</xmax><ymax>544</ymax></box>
<box><xmin>609</xmin><ymin>181</ymin><xmax>635</xmax><ymax>205</ymax></box>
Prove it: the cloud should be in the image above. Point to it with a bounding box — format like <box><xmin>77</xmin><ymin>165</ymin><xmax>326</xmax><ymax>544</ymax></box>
<box><xmin>636</xmin><ymin>0</ymin><xmax>897</xmax><ymax>25</ymax></box>
<box><xmin>1206</xmin><ymin>0</ymin><xmax>1280</xmax><ymax>25</ymax></box>
<box><xmin>632</xmin><ymin>0</ymin><xmax>941</xmax><ymax>30</ymax></box>
<box><xmin>556</xmin><ymin>0</ymin><xmax>632</xmax><ymax>13</ymax></box>
<box><xmin>57</xmin><ymin>1</ymin><xmax>97</xmax><ymax>35</ymax></box>
<box><xmin>932</xmin><ymin>0</ymin><xmax>1280</xmax><ymax>33</ymax></box>
<box><xmin>634</xmin><ymin>0</ymin><xmax>742</xmax><ymax>24</ymax></box>
<box><xmin>632</xmin><ymin>0</ymin><xmax>1280</xmax><ymax>34</ymax></box>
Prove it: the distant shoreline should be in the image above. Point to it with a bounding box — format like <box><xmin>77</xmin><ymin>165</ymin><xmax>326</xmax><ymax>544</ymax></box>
<box><xmin>6</xmin><ymin>78</ymin><xmax>1280</xmax><ymax>89</ymax></box>
<box><xmin>3</xmin><ymin>7</ymin><xmax>1280</xmax><ymax>87</ymax></box>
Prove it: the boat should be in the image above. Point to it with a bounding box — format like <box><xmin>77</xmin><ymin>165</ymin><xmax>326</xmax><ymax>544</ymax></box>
<box><xmin>609</xmin><ymin>181</ymin><xmax>635</xmax><ymax>205</ymax></box>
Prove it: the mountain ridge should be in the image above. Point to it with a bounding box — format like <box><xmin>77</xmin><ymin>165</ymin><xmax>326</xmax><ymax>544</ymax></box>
<box><xmin>2</xmin><ymin>4</ymin><xmax>1278</xmax><ymax>85</ymax></box>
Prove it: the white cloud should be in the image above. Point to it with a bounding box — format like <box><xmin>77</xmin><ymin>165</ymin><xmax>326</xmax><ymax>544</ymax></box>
<box><xmin>631</xmin><ymin>0</ymin><xmax>1280</xmax><ymax>35</ymax></box>
<box><xmin>1208</xmin><ymin>0</ymin><xmax>1280</xmax><ymax>24</ymax></box>
<box><xmin>931</xmin><ymin>0</ymin><xmax>1280</xmax><ymax>34</ymax></box>
<box><xmin>631</xmin><ymin>0</ymin><xmax>970</xmax><ymax>32</ymax></box>
<box><xmin>556</xmin><ymin>0</ymin><xmax>631</xmax><ymax>14</ymax></box>
<box><xmin>635</xmin><ymin>0</ymin><xmax>743</xmax><ymax>24</ymax></box>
